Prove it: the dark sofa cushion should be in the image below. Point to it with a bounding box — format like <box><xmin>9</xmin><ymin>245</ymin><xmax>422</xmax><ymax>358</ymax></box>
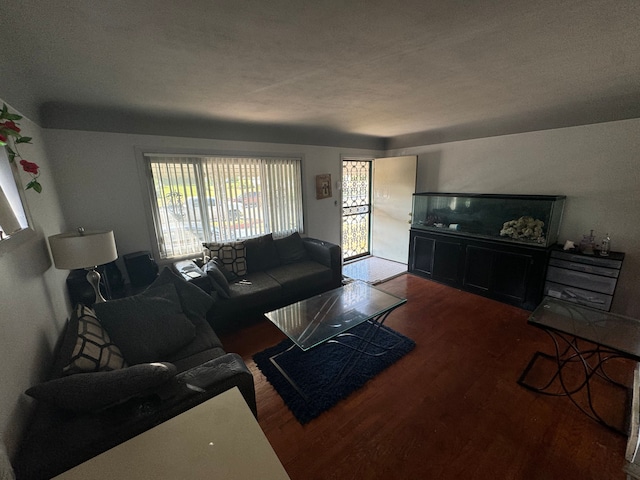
<box><xmin>63</xmin><ymin>304</ymin><xmax>127</xmax><ymax>375</ymax></box>
<box><xmin>25</xmin><ymin>362</ymin><xmax>177</xmax><ymax>412</ymax></box>
<box><xmin>274</xmin><ymin>232</ymin><xmax>310</xmax><ymax>264</ymax></box>
<box><xmin>266</xmin><ymin>261</ymin><xmax>333</xmax><ymax>297</ymax></box>
<box><xmin>150</xmin><ymin>267</ymin><xmax>214</xmax><ymax>320</ymax></box>
<box><xmin>94</xmin><ymin>283</ymin><xmax>196</xmax><ymax>364</ymax></box>
<box><xmin>212</xmin><ymin>271</ymin><xmax>282</xmax><ymax>322</ymax></box>
<box><xmin>203</xmin><ymin>260</ymin><xmax>231</xmax><ymax>299</ymax></box>
<box><xmin>164</xmin><ymin>307</ymin><xmax>225</xmax><ymax>371</ymax></box>
<box><xmin>244</xmin><ymin>233</ymin><xmax>280</xmax><ymax>272</ymax></box>
<box><xmin>211</xmin><ymin>256</ymin><xmax>238</xmax><ymax>281</ymax></box>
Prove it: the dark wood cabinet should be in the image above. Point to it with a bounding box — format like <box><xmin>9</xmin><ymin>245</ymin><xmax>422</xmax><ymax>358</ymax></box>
<box><xmin>409</xmin><ymin>229</ymin><xmax>550</xmax><ymax>310</ymax></box>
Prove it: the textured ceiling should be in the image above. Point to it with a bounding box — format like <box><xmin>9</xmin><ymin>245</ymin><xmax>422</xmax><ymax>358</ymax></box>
<box><xmin>1</xmin><ymin>0</ymin><xmax>639</xmax><ymax>148</ymax></box>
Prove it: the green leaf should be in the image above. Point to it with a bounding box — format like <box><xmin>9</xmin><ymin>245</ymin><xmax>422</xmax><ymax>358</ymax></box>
<box><xmin>16</xmin><ymin>136</ymin><xmax>32</xmax><ymax>144</ymax></box>
<box><xmin>1</xmin><ymin>104</ymin><xmax>7</xmax><ymax>116</ymax></box>
<box><xmin>26</xmin><ymin>180</ymin><xmax>42</xmax><ymax>193</ymax></box>
<box><xmin>3</xmin><ymin>129</ymin><xmax>20</xmax><ymax>137</ymax></box>
<box><xmin>6</xmin><ymin>146</ymin><xmax>16</xmax><ymax>162</ymax></box>
<box><xmin>3</xmin><ymin>113</ymin><xmax>22</xmax><ymax>121</ymax></box>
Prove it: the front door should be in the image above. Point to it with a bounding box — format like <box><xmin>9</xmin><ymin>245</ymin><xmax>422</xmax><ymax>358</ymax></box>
<box><xmin>342</xmin><ymin>159</ymin><xmax>372</xmax><ymax>261</ymax></box>
<box><xmin>371</xmin><ymin>156</ymin><xmax>417</xmax><ymax>264</ymax></box>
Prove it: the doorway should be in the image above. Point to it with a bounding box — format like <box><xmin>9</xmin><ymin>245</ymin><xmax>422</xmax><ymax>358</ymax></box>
<box><xmin>341</xmin><ymin>156</ymin><xmax>417</xmax><ymax>284</ymax></box>
<box><xmin>341</xmin><ymin>159</ymin><xmax>372</xmax><ymax>262</ymax></box>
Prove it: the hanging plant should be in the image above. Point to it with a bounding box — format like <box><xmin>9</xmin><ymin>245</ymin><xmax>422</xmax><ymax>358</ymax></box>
<box><xmin>0</xmin><ymin>103</ymin><xmax>42</xmax><ymax>193</ymax></box>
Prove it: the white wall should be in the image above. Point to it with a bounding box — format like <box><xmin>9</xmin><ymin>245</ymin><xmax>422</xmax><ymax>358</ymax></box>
<box><xmin>0</xmin><ymin>100</ymin><xmax>69</xmax><ymax>458</ymax></box>
<box><xmin>43</xmin><ymin>130</ymin><xmax>381</xmax><ymax>271</ymax></box>
<box><xmin>387</xmin><ymin>118</ymin><xmax>640</xmax><ymax>317</ymax></box>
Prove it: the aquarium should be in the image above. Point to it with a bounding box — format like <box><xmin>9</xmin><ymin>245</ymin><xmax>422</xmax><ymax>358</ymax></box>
<box><xmin>411</xmin><ymin>193</ymin><xmax>566</xmax><ymax>248</ymax></box>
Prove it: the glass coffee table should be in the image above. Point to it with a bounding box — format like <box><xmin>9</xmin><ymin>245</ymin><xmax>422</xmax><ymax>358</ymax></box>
<box><xmin>264</xmin><ymin>280</ymin><xmax>407</xmax><ymax>400</ymax></box>
<box><xmin>518</xmin><ymin>296</ymin><xmax>640</xmax><ymax>434</ymax></box>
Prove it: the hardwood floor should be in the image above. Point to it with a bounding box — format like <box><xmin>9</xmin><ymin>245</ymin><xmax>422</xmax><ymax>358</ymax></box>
<box><xmin>219</xmin><ymin>274</ymin><xmax>632</xmax><ymax>480</ymax></box>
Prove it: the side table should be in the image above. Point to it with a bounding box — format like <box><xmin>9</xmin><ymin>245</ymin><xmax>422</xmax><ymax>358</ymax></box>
<box><xmin>518</xmin><ymin>297</ymin><xmax>639</xmax><ymax>435</ymax></box>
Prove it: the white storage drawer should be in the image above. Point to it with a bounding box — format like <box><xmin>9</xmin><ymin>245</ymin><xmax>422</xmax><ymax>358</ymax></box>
<box><xmin>545</xmin><ymin>247</ymin><xmax>624</xmax><ymax>312</ymax></box>
<box><xmin>546</xmin><ymin>265</ymin><xmax>617</xmax><ymax>295</ymax></box>
<box><xmin>548</xmin><ymin>257</ymin><xmax>620</xmax><ymax>278</ymax></box>
<box><xmin>544</xmin><ymin>281</ymin><xmax>613</xmax><ymax>311</ymax></box>
<box><xmin>550</xmin><ymin>250</ymin><xmax>623</xmax><ymax>269</ymax></box>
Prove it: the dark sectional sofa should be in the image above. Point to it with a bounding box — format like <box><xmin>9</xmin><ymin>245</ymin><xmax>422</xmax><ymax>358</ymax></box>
<box><xmin>173</xmin><ymin>233</ymin><xmax>343</xmax><ymax>332</ymax></box>
<box><xmin>14</xmin><ymin>232</ymin><xmax>341</xmax><ymax>479</ymax></box>
<box><xmin>13</xmin><ymin>268</ymin><xmax>255</xmax><ymax>480</ymax></box>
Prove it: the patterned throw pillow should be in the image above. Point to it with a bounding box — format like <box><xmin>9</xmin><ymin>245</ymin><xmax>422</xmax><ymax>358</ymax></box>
<box><xmin>203</xmin><ymin>241</ymin><xmax>247</xmax><ymax>276</ymax></box>
<box><xmin>63</xmin><ymin>305</ymin><xmax>127</xmax><ymax>375</ymax></box>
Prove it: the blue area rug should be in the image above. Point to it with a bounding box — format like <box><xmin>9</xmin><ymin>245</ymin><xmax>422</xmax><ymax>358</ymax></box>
<box><xmin>253</xmin><ymin>322</ymin><xmax>415</xmax><ymax>424</ymax></box>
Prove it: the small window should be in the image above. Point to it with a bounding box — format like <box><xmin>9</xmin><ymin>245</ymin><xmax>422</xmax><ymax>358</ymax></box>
<box><xmin>0</xmin><ymin>147</ymin><xmax>29</xmax><ymax>240</ymax></box>
<box><xmin>144</xmin><ymin>154</ymin><xmax>304</xmax><ymax>259</ymax></box>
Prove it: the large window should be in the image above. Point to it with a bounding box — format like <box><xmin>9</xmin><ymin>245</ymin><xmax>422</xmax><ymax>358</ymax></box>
<box><xmin>144</xmin><ymin>154</ymin><xmax>304</xmax><ymax>259</ymax></box>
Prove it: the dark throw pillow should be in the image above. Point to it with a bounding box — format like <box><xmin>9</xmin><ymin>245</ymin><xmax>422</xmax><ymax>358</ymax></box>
<box><xmin>211</xmin><ymin>256</ymin><xmax>238</xmax><ymax>281</ymax></box>
<box><xmin>149</xmin><ymin>267</ymin><xmax>214</xmax><ymax>320</ymax></box>
<box><xmin>63</xmin><ymin>304</ymin><xmax>127</xmax><ymax>375</ymax></box>
<box><xmin>274</xmin><ymin>232</ymin><xmax>310</xmax><ymax>264</ymax></box>
<box><xmin>93</xmin><ymin>283</ymin><xmax>196</xmax><ymax>364</ymax></box>
<box><xmin>203</xmin><ymin>261</ymin><xmax>231</xmax><ymax>299</ymax></box>
<box><xmin>244</xmin><ymin>233</ymin><xmax>280</xmax><ymax>272</ymax></box>
<box><xmin>26</xmin><ymin>362</ymin><xmax>177</xmax><ymax>412</ymax></box>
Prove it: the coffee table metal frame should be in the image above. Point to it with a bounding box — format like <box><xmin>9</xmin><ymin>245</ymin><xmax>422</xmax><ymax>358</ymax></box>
<box><xmin>518</xmin><ymin>296</ymin><xmax>640</xmax><ymax>435</ymax></box>
<box><xmin>264</xmin><ymin>280</ymin><xmax>407</xmax><ymax>402</ymax></box>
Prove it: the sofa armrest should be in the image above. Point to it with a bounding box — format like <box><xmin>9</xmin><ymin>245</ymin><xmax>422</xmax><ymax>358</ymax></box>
<box><xmin>172</xmin><ymin>260</ymin><xmax>213</xmax><ymax>294</ymax></box>
<box><xmin>302</xmin><ymin>237</ymin><xmax>342</xmax><ymax>288</ymax></box>
<box><xmin>14</xmin><ymin>354</ymin><xmax>255</xmax><ymax>479</ymax></box>
<box><xmin>176</xmin><ymin>353</ymin><xmax>256</xmax><ymax>417</ymax></box>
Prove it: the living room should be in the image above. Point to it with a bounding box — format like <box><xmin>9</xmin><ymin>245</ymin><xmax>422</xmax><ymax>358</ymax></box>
<box><xmin>1</xmin><ymin>1</ymin><xmax>639</xmax><ymax>478</ymax></box>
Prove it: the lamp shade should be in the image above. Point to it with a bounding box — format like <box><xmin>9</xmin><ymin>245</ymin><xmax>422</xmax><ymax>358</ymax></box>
<box><xmin>49</xmin><ymin>229</ymin><xmax>118</xmax><ymax>270</ymax></box>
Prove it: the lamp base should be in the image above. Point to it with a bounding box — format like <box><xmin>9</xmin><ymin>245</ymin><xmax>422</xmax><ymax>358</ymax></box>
<box><xmin>85</xmin><ymin>268</ymin><xmax>107</xmax><ymax>303</ymax></box>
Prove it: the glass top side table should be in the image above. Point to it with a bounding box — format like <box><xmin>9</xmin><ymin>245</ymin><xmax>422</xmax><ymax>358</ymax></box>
<box><xmin>518</xmin><ymin>296</ymin><xmax>640</xmax><ymax>435</ymax></box>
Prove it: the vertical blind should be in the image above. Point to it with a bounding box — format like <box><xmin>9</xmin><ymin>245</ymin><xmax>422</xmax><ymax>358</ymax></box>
<box><xmin>145</xmin><ymin>154</ymin><xmax>304</xmax><ymax>259</ymax></box>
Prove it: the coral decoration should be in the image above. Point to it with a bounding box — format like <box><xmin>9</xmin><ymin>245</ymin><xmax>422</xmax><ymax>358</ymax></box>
<box><xmin>500</xmin><ymin>216</ymin><xmax>545</xmax><ymax>243</ymax></box>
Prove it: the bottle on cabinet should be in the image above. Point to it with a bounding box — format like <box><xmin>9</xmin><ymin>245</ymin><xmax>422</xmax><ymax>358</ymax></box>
<box><xmin>600</xmin><ymin>233</ymin><xmax>611</xmax><ymax>256</ymax></box>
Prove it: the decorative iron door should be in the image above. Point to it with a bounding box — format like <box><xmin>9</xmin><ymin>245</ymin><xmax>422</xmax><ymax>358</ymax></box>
<box><xmin>342</xmin><ymin>160</ymin><xmax>372</xmax><ymax>261</ymax></box>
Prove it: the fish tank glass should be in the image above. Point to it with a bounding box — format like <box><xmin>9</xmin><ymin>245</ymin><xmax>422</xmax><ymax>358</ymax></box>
<box><xmin>411</xmin><ymin>193</ymin><xmax>566</xmax><ymax>248</ymax></box>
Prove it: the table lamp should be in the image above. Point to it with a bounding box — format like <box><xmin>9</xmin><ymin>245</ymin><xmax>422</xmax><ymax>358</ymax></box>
<box><xmin>49</xmin><ymin>227</ymin><xmax>118</xmax><ymax>303</ymax></box>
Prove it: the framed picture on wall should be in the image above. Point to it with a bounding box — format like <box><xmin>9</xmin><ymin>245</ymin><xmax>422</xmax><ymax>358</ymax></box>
<box><xmin>315</xmin><ymin>174</ymin><xmax>332</xmax><ymax>199</ymax></box>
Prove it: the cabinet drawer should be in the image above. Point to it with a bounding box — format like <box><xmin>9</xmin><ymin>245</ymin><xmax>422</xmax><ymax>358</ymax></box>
<box><xmin>550</xmin><ymin>250</ymin><xmax>623</xmax><ymax>269</ymax></box>
<box><xmin>546</xmin><ymin>265</ymin><xmax>617</xmax><ymax>294</ymax></box>
<box><xmin>548</xmin><ymin>258</ymin><xmax>620</xmax><ymax>278</ymax></box>
<box><xmin>544</xmin><ymin>281</ymin><xmax>612</xmax><ymax>311</ymax></box>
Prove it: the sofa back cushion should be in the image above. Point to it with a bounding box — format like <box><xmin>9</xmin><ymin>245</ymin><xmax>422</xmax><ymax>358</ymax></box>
<box><xmin>94</xmin><ymin>283</ymin><xmax>196</xmax><ymax>364</ymax></box>
<box><xmin>149</xmin><ymin>267</ymin><xmax>214</xmax><ymax>320</ymax></box>
<box><xmin>274</xmin><ymin>232</ymin><xmax>310</xmax><ymax>265</ymax></box>
<box><xmin>244</xmin><ymin>233</ymin><xmax>280</xmax><ymax>272</ymax></box>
